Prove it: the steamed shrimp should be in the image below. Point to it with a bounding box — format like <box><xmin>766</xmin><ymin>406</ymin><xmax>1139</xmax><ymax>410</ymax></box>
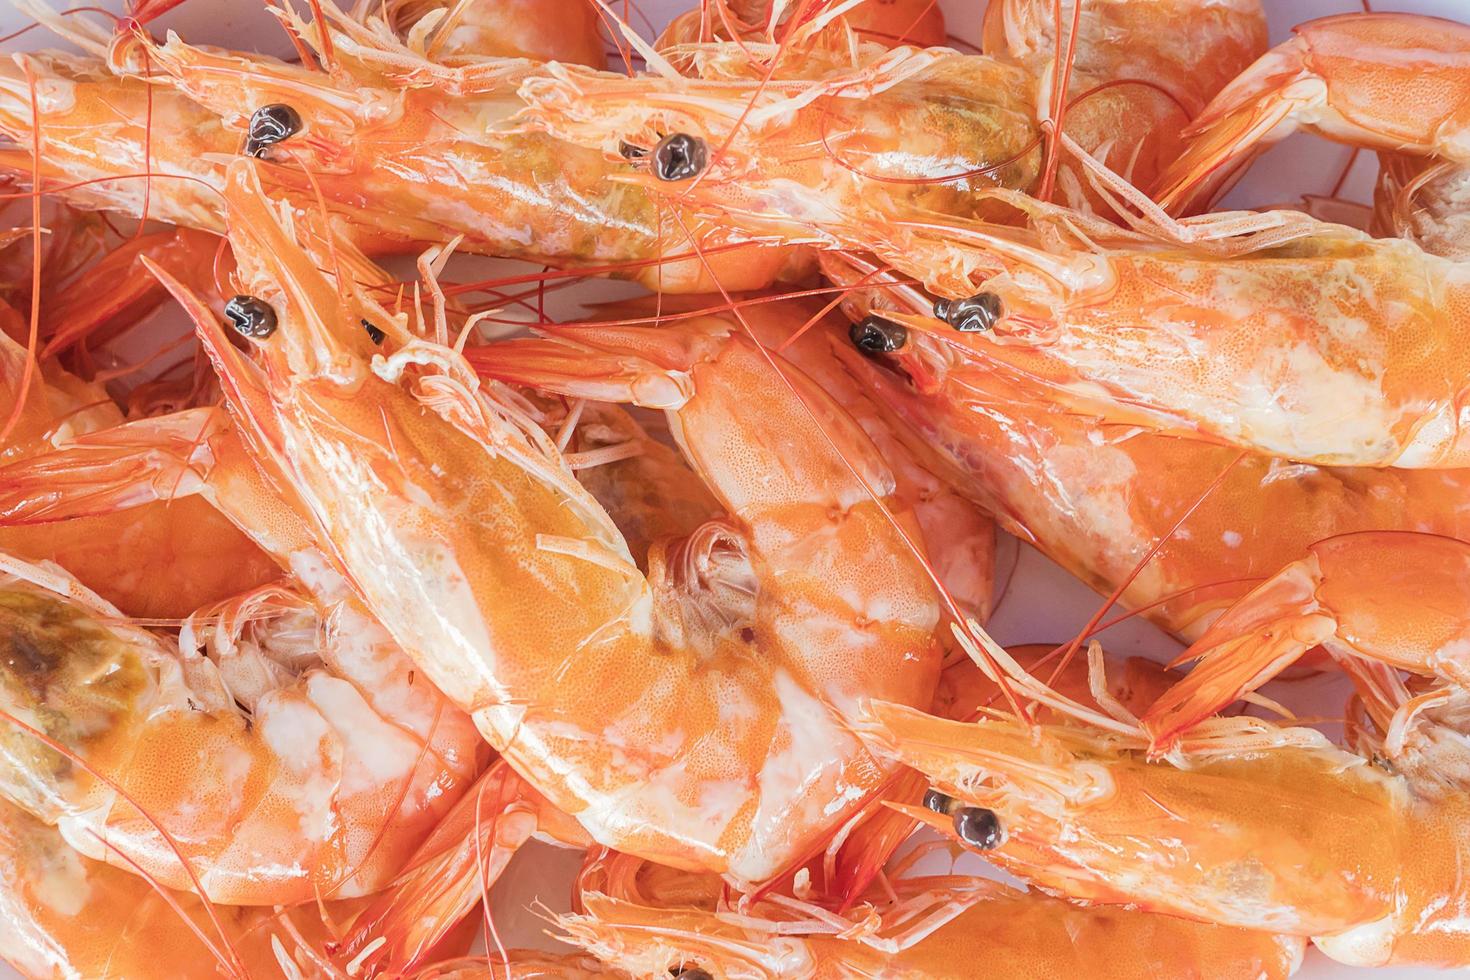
<box><xmin>149</xmin><ymin>157</ymin><xmax>942</xmax><ymax>885</ymax></box>
<box><xmin>0</xmin><ymin>1</ymin><xmax>801</xmax><ymax>293</ymax></box>
<box><xmin>594</xmin><ymin>291</ymin><xmax>995</xmax><ymax>620</ymax></box>
<box><xmin>862</xmin><ymin>620</ymin><xmax>1470</xmax><ymax>969</ymax></box>
<box><xmin>814</xmin><ymin>186</ymin><xmax>1470</xmax><ymax>468</ymax></box>
<box><xmin>553</xmin><ymin>854</ymin><xmax>1302</xmax><ymax>979</ymax></box>
<box><xmin>515</xmin><ymin>0</ymin><xmax>1264</xmax><ymax>240</ymax></box>
<box><xmin>821</xmin><ymin>252</ymin><xmax>1470</xmax><ymax>641</ymax></box>
<box><xmin>0</xmin><ymin>560</ymin><xmax>483</xmax><ymax>905</ymax></box>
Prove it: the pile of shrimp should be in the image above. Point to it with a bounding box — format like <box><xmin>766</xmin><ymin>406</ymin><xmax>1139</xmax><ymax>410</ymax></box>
<box><xmin>1</xmin><ymin>0</ymin><xmax>1469</xmax><ymax>975</ymax></box>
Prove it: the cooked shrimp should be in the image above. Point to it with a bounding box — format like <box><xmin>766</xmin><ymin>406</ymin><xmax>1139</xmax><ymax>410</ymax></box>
<box><xmin>0</xmin><ymin>51</ymin><xmax>233</xmax><ymax>235</ymax></box>
<box><xmin>0</xmin><ymin>559</ymin><xmax>483</xmax><ymax>905</ymax></box>
<box><xmin>596</xmin><ymin>291</ymin><xmax>994</xmax><ymax>620</ymax></box>
<box><xmin>861</xmin><ymin>622</ymin><xmax>1470</xmax><ymax>968</ymax></box>
<box><xmin>821</xmin><ymin>251</ymin><xmax>1470</xmax><ymax>642</ymax></box>
<box><xmin>815</xmin><ymin>643</ymin><xmax>1176</xmax><ymax>905</ymax></box>
<box><xmin>154</xmin><ymin>157</ymin><xmax>942</xmax><ymax>883</ymax></box>
<box><xmin>831</xmin><ymin>188</ymin><xmax>1470</xmax><ymax>468</ymax></box>
<box><xmin>556</xmin><ymin>866</ymin><xmax>1304</xmax><ymax>979</ymax></box>
<box><xmin>518</xmin><ymin>27</ymin><xmax>1044</xmax><ymax>237</ymax></box>
<box><xmin>0</xmin><ymin>796</ymin><xmax>362</xmax><ymax>980</ymax></box>
<box><xmin>1154</xmin><ymin>12</ymin><xmax>1470</xmax><ymax>215</ymax></box>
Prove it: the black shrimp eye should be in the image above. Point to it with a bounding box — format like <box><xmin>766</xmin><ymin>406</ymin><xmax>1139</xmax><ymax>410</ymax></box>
<box><xmin>224</xmin><ymin>295</ymin><xmax>278</xmax><ymax>339</ymax></box>
<box><xmin>669</xmin><ymin>968</ymin><xmax>713</xmax><ymax>980</ymax></box>
<box><xmin>952</xmin><ymin>806</ymin><xmax>1003</xmax><ymax>851</ymax></box>
<box><xmin>933</xmin><ymin>292</ymin><xmax>1003</xmax><ymax>333</ymax></box>
<box><xmin>244</xmin><ymin>103</ymin><xmax>302</xmax><ymax>158</ymax></box>
<box><xmin>652</xmin><ymin>133</ymin><xmax>708</xmax><ymax>181</ymax></box>
<box><xmin>361</xmin><ymin>318</ymin><xmax>385</xmax><ymax>345</ymax></box>
<box><xmin>848</xmin><ymin>315</ymin><xmax>907</xmax><ymax>355</ymax></box>
<box><xmin>618</xmin><ymin>139</ymin><xmax>649</xmax><ymax>160</ymax></box>
<box><xmin>922</xmin><ymin>788</ymin><xmax>957</xmax><ymax>815</ymax></box>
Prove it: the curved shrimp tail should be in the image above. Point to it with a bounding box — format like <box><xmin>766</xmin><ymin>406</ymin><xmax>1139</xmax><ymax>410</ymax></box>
<box><xmin>1142</xmin><ymin>560</ymin><xmax>1336</xmax><ymax>751</ymax></box>
<box><xmin>1152</xmin><ymin>37</ymin><xmax>1315</xmax><ymax>214</ymax></box>
<box><xmin>336</xmin><ymin>761</ymin><xmax>587</xmax><ymax>975</ymax></box>
<box><xmin>0</xmin><ymin>408</ymin><xmax>222</xmax><ymax>525</ymax></box>
<box><xmin>41</xmin><ymin>228</ymin><xmax>226</xmax><ymax>360</ymax></box>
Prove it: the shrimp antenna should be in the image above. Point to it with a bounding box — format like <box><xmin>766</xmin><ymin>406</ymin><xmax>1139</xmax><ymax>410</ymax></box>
<box><xmin>87</xmin><ymin>829</ymin><xmax>254</xmax><ymax>980</ymax></box>
<box><xmin>0</xmin><ymin>61</ymin><xmax>44</xmax><ymax>448</ymax></box>
<box><xmin>1036</xmin><ymin>0</ymin><xmax>1084</xmax><ymax>202</ymax></box>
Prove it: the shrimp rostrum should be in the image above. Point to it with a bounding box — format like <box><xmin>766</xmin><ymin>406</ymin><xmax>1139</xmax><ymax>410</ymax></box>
<box><xmin>152</xmin><ymin>157</ymin><xmax>944</xmax><ymax>883</ymax></box>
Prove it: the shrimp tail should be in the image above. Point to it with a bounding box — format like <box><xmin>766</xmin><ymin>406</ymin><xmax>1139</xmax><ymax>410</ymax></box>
<box><xmin>1142</xmin><ymin>557</ymin><xmax>1337</xmax><ymax>751</ymax></box>
<box><xmin>0</xmin><ymin>409</ymin><xmax>222</xmax><ymax>524</ymax></box>
<box><xmin>1151</xmin><ymin>39</ymin><xmax>1309</xmax><ymax>213</ymax></box>
<box><xmin>334</xmin><ymin>761</ymin><xmax>586</xmax><ymax>975</ymax></box>
<box><xmin>42</xmin><ymin>228</ymin><xmax>226</xmax><ymax>359</ymax></box>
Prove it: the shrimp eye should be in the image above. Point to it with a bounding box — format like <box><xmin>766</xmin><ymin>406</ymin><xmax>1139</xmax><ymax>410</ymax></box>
<box><xmin>922</xmin><ymin>788</ymin><xmax>957</xmax><ymax>815</ymax></box>
<box><xmin>618</xmin><ymin>140</ymin><xmax>649</xmax><ymax>160</ymax></box>
<box><xmin>669</xmin><ymin>968</ymin><xmax>713</xmax><ymax>980</ymax></box>
<box><xmin>245</xmin><ymin>104</ymin><xmax>303</xmax><ymax>157</ymax></box>
<box><xmin>952</xmin><ymin>806</ymin><xmax>1003</xmax><ymax>851</ymax></box>
<box><xmin>362</xmin><ymin>318</ymin><xmax>386</xmax><ymax>344</ymax></box>
<box><xmin>224</xmin><ymin>295</ymin><xmax>278</xmax><ymax>339</ymax></box>
<box><xmin>933</xmin><ymin>292</ymin><xmax>1002</xmax><ymax>333</ymax></box>
<box><xmin>849</xmin><ymin>315</ymin><xmax>907</xmax><ymax>355</ymax></box>
<box><xmin>652</xmin><ymin>133</ymin><xmax>708</xmax><ymax>181</ymax></box>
